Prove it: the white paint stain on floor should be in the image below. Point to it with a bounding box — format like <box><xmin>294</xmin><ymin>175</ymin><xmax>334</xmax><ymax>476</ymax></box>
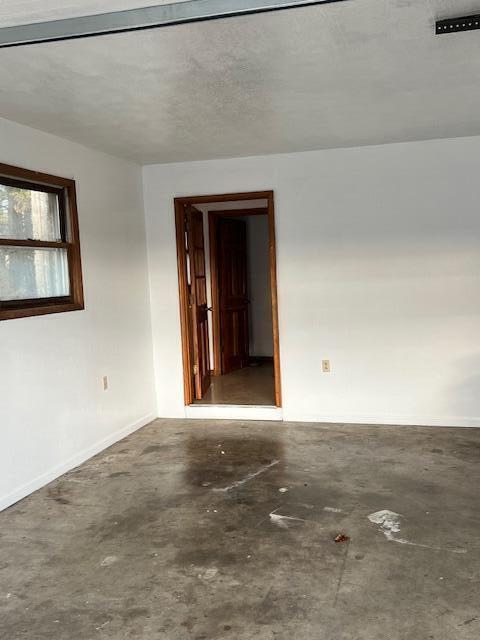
<box><xmin>201</xmin><ymin>567</ymin><xmax>218</xmax><ymax>581</ymax></box>
<box><xmin>100</xmin><ymin>555</ymin><xmax>118</xmax><ymax>567</ymax></box>
<box><xmin>368</xmin><ymin>509</ymin><xmax>466</xmax><ymax>554</ymax></box>
<box><xmin>269</xmin><ymin>509</ymin><xmax>305</xmax><ymax>529</ymax></box>
<box><xmin>368</xmin><ymin>510</ymin><xmax>402</xmax><ymax>537</ymax></box>
<box><xmin>95</xmin><ymin>621</ymin><xmax>110</xmax><ymax>630</ymax></box>
<box><xmin>212</xmin><ymin>460</ymin><xmax>280</xmax><ymax>493</ymax></box>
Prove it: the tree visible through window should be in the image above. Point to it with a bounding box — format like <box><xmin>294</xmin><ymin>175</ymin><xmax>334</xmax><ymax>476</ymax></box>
<box><xmin>0</xmin><ymin>164</ymin><xmax>84</xmax><ymax>321</ymax></box>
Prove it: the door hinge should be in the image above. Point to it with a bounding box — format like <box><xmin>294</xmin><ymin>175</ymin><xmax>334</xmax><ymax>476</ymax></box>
<box><xmin>193</xmin><ymin>364</ymin><xmax>199</xmax><ymax>376</ymax></box>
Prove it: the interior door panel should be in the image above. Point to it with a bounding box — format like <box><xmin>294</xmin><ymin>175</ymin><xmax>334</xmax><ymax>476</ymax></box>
<box><xmin>217</xmin><ymin>217</ymin><xmax>249</xmax><ymax>374</ymax></box>
<box><xmin>186</xmin><ymin>205</ymin><xmax>211</xmax><ymax>399</ymax></box>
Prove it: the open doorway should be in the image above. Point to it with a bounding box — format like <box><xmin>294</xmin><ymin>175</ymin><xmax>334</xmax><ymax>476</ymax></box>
<box><xmin>174</xmin><ymin>191</ymin><xmax>281</xmax><ymax>408</ymax></box>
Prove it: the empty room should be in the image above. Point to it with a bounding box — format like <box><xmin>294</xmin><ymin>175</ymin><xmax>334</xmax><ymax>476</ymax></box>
<box><xmin>0</xmin><ymin>2</ymin><xmax>479</xmax><ymax>639</ymax></box>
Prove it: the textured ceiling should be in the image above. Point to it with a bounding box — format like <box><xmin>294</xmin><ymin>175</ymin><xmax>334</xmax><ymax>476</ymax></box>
<box><xmin>1</xmin><ymin>0</ymin><xmax>480</xmax><ymax>164</ymax></box>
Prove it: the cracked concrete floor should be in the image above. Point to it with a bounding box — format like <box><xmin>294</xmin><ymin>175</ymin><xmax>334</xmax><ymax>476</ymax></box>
<box><xmin>1</xmin><ymin>419</ymin><xmax>479</xmax><ymax>639</ymax></box>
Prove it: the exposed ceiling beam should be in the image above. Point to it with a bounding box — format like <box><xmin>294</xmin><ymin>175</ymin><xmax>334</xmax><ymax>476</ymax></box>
<box><xmin>0</xmin><ymin>0</ymin><xmax>347</xmax><ymax>49</ymax></box>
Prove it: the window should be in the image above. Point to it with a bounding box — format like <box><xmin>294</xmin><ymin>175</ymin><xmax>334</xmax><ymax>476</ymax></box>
<box><xmin>0</xmin><ymin>163</ymin><xmax>84</xmax><ymax>321</ymax></box>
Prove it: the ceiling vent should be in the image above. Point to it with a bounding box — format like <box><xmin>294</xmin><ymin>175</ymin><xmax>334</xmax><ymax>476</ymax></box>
<box><xmin>436</xmin><ymin>14</ymin><xmax>480</xmax><ymax>34</ymax></box>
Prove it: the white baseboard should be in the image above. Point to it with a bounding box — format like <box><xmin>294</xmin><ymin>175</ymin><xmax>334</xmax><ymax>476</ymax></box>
<box><xmin>0</xmin><ymin>413</ymin><xmax>156</xmax><ymax>512</ymax></box>
<box><xmin>185</xmin><ymin>404</ymin><xmax>283</xmax><ymax>421</ymax></box>
<box><xmin>282</xmin><ymin>411</ymin><xmax>480</xmax><ymax>429</ymax></box>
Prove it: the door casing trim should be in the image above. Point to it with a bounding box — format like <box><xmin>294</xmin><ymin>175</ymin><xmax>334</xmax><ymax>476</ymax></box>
<box><xmin>174</xmin><ymin>190</ymin><xmax>282</xmax><ymax>407</ymax></box>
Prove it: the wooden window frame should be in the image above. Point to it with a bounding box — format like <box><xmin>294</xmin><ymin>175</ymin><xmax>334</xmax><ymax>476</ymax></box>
<box><xmin>0</xmin><ymin>162</ymin><xmax>84</xmax><ymax>321</ymax></box>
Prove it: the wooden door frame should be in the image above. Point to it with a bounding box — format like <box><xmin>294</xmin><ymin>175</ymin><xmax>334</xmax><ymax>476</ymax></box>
<box><xmin>174</xmin><ymin>191</ymin><xmax>282</xmax><ymax>407</ymax></box>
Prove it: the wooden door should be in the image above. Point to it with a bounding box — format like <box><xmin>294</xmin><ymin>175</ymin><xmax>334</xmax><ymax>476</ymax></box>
<box><xmin>186</xmin><ymin>205</ymin><xmax>211</xmax><ymax>399</ymax></box>
<box><xmin>217</xmin><ymin>218</ymin><xmax>249</xmax><ymax>374</ymax></box>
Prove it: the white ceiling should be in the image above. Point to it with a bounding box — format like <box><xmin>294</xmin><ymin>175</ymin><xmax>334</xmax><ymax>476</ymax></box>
<box><xmin>1</xmin><ymin>1</ymin><xmax>480</xmax><ymax>164</ymax></box>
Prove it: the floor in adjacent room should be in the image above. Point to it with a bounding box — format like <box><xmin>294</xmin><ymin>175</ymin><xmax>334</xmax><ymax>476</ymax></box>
<box><xmin>194</xmin><ymin>361</ymin><xmax>275</xmax><ymax>405</ymax></box>
<box><xmin>1</xmin><ymin>418</ymin><xmax>479</xmax><ymax>640</ymax></box>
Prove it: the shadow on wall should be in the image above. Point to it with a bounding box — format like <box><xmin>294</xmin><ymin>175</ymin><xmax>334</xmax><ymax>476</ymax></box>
<box><xmin>448</xmin><ymin>353</ymin><xmax>480</xmax><ymax>421</ymax></box>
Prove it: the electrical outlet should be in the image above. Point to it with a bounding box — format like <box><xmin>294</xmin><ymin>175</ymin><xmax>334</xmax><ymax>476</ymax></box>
<box><xmin>322</xmin><ymin>360</ymin><xmax>331</xmax><ymax>373</ymax></box>
<box><xmin>102</xmin><ymin>376</ymin><xmax>109</xmax><ymax>391</ymax></box>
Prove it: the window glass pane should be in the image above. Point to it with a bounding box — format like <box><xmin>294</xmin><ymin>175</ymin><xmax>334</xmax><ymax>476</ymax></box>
<box><xmin>0</xmin><ymin>182</ymin><xmax>61</xmax><ymax>241</ymax></box>
<box><xmin>0</xmin><ymin>246</ymin><xmax>69</xmax><ymax>301</ymax></box>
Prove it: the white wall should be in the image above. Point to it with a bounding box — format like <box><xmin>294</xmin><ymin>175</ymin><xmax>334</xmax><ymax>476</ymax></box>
<box><xmin>0</xmin><ymin>117</ymin><xmax>156</xmax><ymax>510</ymax></box>
<box><xmin>243</xmin><ymin>215</ymin><xmax>273</xmax><ymax>358</ymax></box>
<box><xmin>143</xmin><ymin>136</ymin><xmax>480</xmax><ymax>427</ymax></box>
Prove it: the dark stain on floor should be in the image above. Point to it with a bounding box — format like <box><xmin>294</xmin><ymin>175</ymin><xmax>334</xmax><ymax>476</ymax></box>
<box><xmin>1</xmin><ymin>419</ymin><xmax>479</xmax><ymax>639</ymax></box>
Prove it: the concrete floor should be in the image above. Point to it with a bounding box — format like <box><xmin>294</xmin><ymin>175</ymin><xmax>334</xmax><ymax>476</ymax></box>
<box><xmin>1</xmin><ymin>419</ymin><xmax>480</xmax><ymax>640</ymax></box>
<box><xmin>195</xmin><ymin>362</ymin><xmax>275</xmax><ymax>405</ymax></box>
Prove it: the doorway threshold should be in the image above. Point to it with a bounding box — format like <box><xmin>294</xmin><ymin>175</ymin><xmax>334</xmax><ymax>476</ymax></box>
<box><xmin>185</xmin><ymin>404</ymin><xmax>283</xmax><ymax>421</ymax></box>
